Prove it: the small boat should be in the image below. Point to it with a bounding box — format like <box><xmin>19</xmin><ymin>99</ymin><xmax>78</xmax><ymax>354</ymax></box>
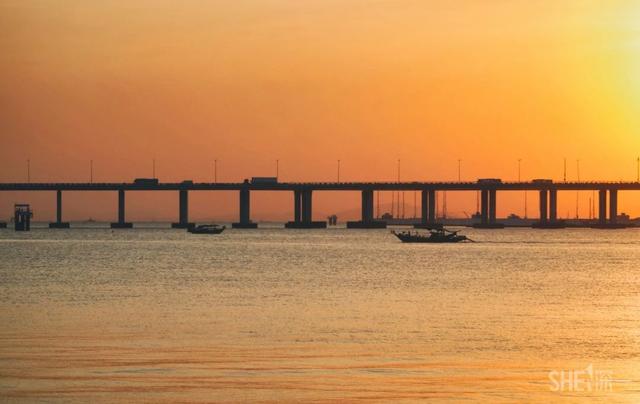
<box><xmin>187</xmin><ymin>224</ymin><xmax>226</xmax><ymax>234</ymax></box>
<box><xmin>392</xmin><ymin>227</ymin><xmax>473</xmax><ymax>243</ymax></box>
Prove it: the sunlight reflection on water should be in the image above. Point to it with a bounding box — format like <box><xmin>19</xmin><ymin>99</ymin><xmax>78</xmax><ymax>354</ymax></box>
<box><xmin>1</xmin><ymin>226</ymin><xmax>639</xmax><ymax>401</ymax></box>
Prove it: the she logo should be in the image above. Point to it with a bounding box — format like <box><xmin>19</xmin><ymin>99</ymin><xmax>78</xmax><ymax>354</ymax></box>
<box><xmin>548</xmin><ymin>364</ymin><xmax>613</xmax><ymax>392</ymax></box>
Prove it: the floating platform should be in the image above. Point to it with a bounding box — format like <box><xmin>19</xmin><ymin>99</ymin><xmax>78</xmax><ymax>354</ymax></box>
<box><xmin>171</xmin><ymin>222</ymin><xmax>195</xmax><ymax>229</ymax></box>
<box><xmin>49</xmin><ymin>222</ymin><xmax>70</xmax><ymax>229</ymax></box>
<box><xmin>285</xmin><ymin>221</ymin><xmax>327</xmax><ymax>229</ymax></box>
<box><xmin>590</xmin><ymin>223</ymin><xmax>632</xmax><ymax>229</ymax></box>
<box><xmin>232</xmin><ymin>222</ymin><xmax>258</xmax><ymax>229</ymax></box>
<box><xmin>346</xmin><ymin>221</ymin><xmax>387</xmax><ymax>229</ymax></box>
<box><xmin>531</xmin><ymin>221</ymin><xmax>567</xmax><ymax>229</ymax></box>
<box><xmin>110</xmin><ymin>222</ymin><xmax>133</xmax><ymax>229</ymax></box>
<box><xmin>472</xmin><ymin>223</ymin><xmax>505</xmax><ymax>229</ymax></box>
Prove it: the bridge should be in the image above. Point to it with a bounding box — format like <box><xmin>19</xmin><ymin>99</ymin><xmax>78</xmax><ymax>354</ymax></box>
<box><xmin>0</xmin><ymin>179</ymin><xmax>637</xmax><ymax>229</ymax></box>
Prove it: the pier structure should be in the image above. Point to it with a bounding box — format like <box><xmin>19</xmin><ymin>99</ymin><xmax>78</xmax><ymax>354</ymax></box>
<box><xmin>472</xmin><ymin>180</ymin><xmax>505</xmax><ymax>229</ymax></box>
<box><xmin>414</xmin><ymin>189</ymin><xmax>438</xmax><ymax>228</ymax></box>
<box><xmin>532</xmin><ymin>182</ymin><xmax>565</xmax><ymax>228</ymax></box>
<box><xmin>232</xmin><ymin>186</ymin><xmax>257</xmax><ymax>228</ymax></box>
<box><xmin>171</xmin><ymin>189</ymin><xmax>195</xmax><ymax>229</ymax></box>
<box><xmin>347</xmin><ymin>189</ymin><xmax>386</xmax><ymax>228</ymax></box>
<box><xmin>285</xmin><ymin>188</ymin><xmax>326</xmax><ymax>228</ymax></box>
<box><xmin>110</xmin><ymin>189</ymin><xmax>133</xmax><ymax>228</ymax></box>
<box><xmin>0</xmin><ymin>178</ymin><xmax>635</xmax><ymax>229</ymax></box>
<box><xmin>49</xmin><ymin>190</ymin><xmax>70</xmax><ymax>228</ymax></box>
<box><xmin>591</xmin><ymin>189</ymin><xmax>627</xmax><ymax>228</ymax></box>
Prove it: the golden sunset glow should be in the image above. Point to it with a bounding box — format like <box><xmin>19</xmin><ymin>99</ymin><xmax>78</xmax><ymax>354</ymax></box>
<box><xmin>1</xmin><ymin>1</ymin><xmax>640</xmax><ymax>220</ymax></box>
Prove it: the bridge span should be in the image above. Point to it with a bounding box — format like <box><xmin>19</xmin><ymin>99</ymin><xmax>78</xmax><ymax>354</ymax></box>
<box><xmin>0</xmin><ymin>179</ymin><xmax>637</xmax><ymax>229</ymax></box>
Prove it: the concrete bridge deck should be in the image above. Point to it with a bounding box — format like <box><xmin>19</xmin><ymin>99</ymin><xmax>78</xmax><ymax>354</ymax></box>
<box><xmin>0</xmin><ymin>179</ymin><xmax>637</xmax><ymax>229</ymax></box>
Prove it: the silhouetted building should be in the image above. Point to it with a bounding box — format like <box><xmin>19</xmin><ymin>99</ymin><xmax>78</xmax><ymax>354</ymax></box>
<box><xmin>14</xmin><ymin>204</ymin><xmax>32</xmax><ymax>231</ymax></box>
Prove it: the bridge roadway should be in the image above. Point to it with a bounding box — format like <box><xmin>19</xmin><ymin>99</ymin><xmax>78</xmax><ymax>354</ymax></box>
<box><xmin>1</xmin><ymin>179</ymin><xmax>637</xmax><ymax>229</ymax></box>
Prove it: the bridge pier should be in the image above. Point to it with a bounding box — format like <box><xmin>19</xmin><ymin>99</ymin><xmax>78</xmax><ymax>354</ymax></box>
<box><xmin>285</xmin><ymin>189</ymin><xmax>326</xmax><ymax>228</ymax></box>
<box><xmin>598</xmin><ymin>190</ymin><xmax>607</xmax><ymax>225</ymax></box>
<box><xmin>347</xmin><ymin>189</ymin><xmax>386</xmax><ymax>228</ymax></box>
<box><xmin>591</xmin><ymin>189</ymin><xmax>626</xmax><ymax>228</ymax></box>
<box><xmin>539</xmin><ymin>190</ymin><xmax>548</xmax><ymax>223</ymax></box>
<box><xmin>172</xmin><ymin>189</ymin><xmax>195</xmax><ymax>229</ymax></box>
<box><xmin>474</xmin><ymin>188</ymin><xmax>504</xmax><ymax>228</ymax></box>
<box><xmin>532</xmin><ymin>188</ymin><xmax>565</xmax><ymax>228</ymax></box>
<box><xmin>232</xmin><ymin>188</ymin><xmax>257</xmax><ymax>228</ymax></box>
<box><xmin>609</xmin><ymin>189</ymin><xmax>618</xmax><ymax>224</ymax></box>
<box><xmin>49</xmin><ymin>190</ymin><xmax>70</xmax><ymax>228</ymax></box>
<box><xmin>111</xmin><ymin>189</ymin><xmax>133</xmax><ymax>228</ymax></box>
<box><xmin>294</xmin><ymin>190</ymin><xmax>301</xmax><ymax>223</ymax></box>
<box><xmin>414</xmin><ymin>189</ymin><xmax>440</xmax><ymax>228</ymax></box>
<box><xmin>549</xmin><ymin>190</ymin><xmax>558</xmax><ymax>222</ymax></box>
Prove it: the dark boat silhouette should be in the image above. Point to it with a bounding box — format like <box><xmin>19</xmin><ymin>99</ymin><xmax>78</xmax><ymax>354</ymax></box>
<box><xmin>392</xmin><ymin>227</ymin><xmax>472</xmax><ymax>243</ymax></box>
<box><xmin>187</xmin><ymin>224</ymin><xmax>226</xmax><ymax>234</ymax></box>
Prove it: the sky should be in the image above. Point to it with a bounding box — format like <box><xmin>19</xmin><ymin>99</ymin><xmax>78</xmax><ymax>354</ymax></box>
<box><xmin>1</xmin><ymin>0</ymin><xmax>640</xmax><ymax>221</ymax></box>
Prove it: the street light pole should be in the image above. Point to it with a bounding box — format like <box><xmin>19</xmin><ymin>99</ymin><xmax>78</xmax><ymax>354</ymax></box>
<box><xmin>337</xmin><ymin>160</ymin><xmax>340</xmax><ymax>183</ymax></box>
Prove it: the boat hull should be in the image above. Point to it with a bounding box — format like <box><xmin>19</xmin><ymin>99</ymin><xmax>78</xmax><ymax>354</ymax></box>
<box><xmin>392</xmin><ymin>231</ymin><xmax>468</xmax><ymax>243</ymax></box>
<box><xmin>188</xmin><ymin>225</ymin><xmax>226</xmax><ymax>234</ymax></box>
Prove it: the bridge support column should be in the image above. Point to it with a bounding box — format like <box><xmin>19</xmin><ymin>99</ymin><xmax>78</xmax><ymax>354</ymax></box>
<box><xmin>539</xmin><ymin>190</ymin><xmax>548</xmax><ymax>223</ymax></box>
<box><xmin>532</xmin><ymin>189</ymin><xmax>565</xmax><ymax>228</ymax></box>
<box><xmin>301</xmin><ymin>189</ymin><xmax>312</xmax><ymax>223</ymax></box>
<box><xmin>489</xmin><ymin>189</ymin><xmax>497</xmax><ymax>224</ymax></box>
<box><xmin>172</xmin><ymin>189</ymin><xmax>195</xmax><ymax>229</ymax></box>
<box><xmin>294</xmin><ymin>190</ymin><xmax>301</xmax><ymax>223</ymax></box>
<box><xmin>111</xmin><ymin>189</ymin><xmax>133</xmax><ymax>228</ymax></box>
<box><xmin>347</xmin><ymin>189</ymin><xmax>386</xmax><ymax>228</ymax></box>
<box><xmin>474</xmin><ymin>189</ymin><xmax>504</xmax><ymax>228</ymax></box>
<box><xmin>233</xmin><ymin>188</ymin><xmax>257</xmax><ymax>228</ymax></box>
<box><xmin>480</xmin><ymin>190</ymin><xmax>489</xmax><ymax>225</ymax></box>
<box><xmin>362</xmin><ymin>189</ymin><xmax>374</xmax><ymax>222</ymax></box>
<box><xmin>286</xmin><ymin>189</ymin><xmax>325</xmax><ymax>228</ymax></box>
<box><xmin>49</xmin><ymin>190</ymin><xmax>70</xmax><ymax>228</ymax></box>
<box><xmin>428</xmin><ymin>190</ymin><xmax>436</xmax><ymax>223</ymax></box>
<box><xmin>421</xmin><ymin>190</ymin><xmax>428</xmax><ymax>225</ymax></box>
<box><xmin>591</xmin><ymin>189</ymin><xmax>627</xmax><ymax>228</ymax></box>
<box><xmin>549</xmin><ymin>190</ymin><xmax>557</xmax><ymax>222</ymax></box>
<box><xmin>598</xmin><ymin>190</ymin><xmax>607</xmax><ymax>225</ymax></box>
<box><xmin>414</xmin><ymin>189</ymin><xmax>440</xmax><ymax>228</ymax></box>
<box><xmin>609</xmin><ymin>189</ymin><xmax>618</xmax><ymax>224</ymax></box>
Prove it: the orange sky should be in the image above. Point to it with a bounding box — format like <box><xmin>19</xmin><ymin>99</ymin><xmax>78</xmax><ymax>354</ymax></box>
<box><xmin>1</xmin><ymin>1</ymin><xmax>640</xmax><ymax>221</ymax></box>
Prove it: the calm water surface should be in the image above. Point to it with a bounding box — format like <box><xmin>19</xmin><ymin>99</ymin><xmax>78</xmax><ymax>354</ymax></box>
<box><xmin>1</xmin><ymin>225</ymin><xmax>639</xmax><ymax>402</ymax></box>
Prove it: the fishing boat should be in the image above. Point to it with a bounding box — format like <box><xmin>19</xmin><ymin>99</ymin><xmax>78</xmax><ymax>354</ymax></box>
<box><xmin>392</xmin><ymin>227</ymin><xmax>472</xmax><ymax>243</ymax></box>
<box><xmin>187</xmin><ymin>224</ymin><xmax>226</xmax><ymax>234</ymax></box>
